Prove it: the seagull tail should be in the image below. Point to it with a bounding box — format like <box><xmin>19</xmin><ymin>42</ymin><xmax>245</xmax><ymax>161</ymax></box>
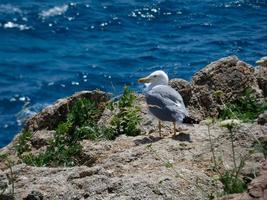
<box><xmin>182</xmin><ymin>116</ymin><xmax>200</xmax><ymax>124</ymax></box>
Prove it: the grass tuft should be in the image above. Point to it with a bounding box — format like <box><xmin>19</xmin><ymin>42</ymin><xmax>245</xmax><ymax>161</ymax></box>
<box><xmin>220</xmin><ymin>170</ymin><xmax>247</xmax><ymax>195</ymax></box>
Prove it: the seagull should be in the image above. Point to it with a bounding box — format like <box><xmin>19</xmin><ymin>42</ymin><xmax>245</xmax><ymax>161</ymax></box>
<box><xmin>138</xmin><ymin>70</ymin><xmax>188</xmax><ymax>137</ymax></box>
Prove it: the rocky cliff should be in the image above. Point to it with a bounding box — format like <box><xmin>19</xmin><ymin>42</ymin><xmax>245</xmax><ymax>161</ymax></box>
<box><xmin>0</xmin><ymin>56</ymin><xmax>266</xmax><ymax>200</ymax></box>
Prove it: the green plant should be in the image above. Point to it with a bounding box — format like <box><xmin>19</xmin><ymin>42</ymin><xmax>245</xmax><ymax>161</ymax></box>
<box><xmin>20</xmin><ymin>87</ymin><xmax>141</xmax><ymax>167</ymax></box>
<box><xmin>204</xmin><ymin>119</ymin><xmax>248</xmax><ymax>196</ymax></box>
<box><xmin>219</xmin><ymin>88</ymin><xmax>267</xmax><ymax>121</ymax></box>
<box><xmin>219</xmin><ymin>149</ymin><xmax>248</xmax><ymax>195</ymax></box>
<box><xmin>220</xmin><ymin>120</ymin><xmax>248</xmax><ymax>195</ymax></box>
<box><xmin>212</xmin><ymin>89</ymin><xmax>265</xmax><ymax>195</ymax></box>
<box><xmin>108</xmin><ymin>86</ymin><xmax>141</xmax><ymax>137</ymax></box>
<box><xmin>21</xmin><ymin>98</ymin><xmax>101</xmax><ymax>167</ymax></box>
<box><xmin>22</xmin><ymin>118</ymin><xmax>84</xmax><ymax>167</ymax></box>
<box><xmin>22</xmin><ymin>123</ymin><xmax>83</xmax><ymax>167</ymax></box>
<box><xmin>67</xmin><ymin>98</ymin><xmax>102</xmax><ymax>127</ymax></box>
<box><xmin>22</xmin><ymin>142</ymin><xmax>82</xmax><ymax>167</ymax></box>
<box><xmin>14</xmin><ymin>130</ymin><xmax>32</xmax><ymax>156</ymax></box>
<box><xmin>220</xmin><ymin>170</ymin><xmax>246</xmax><ymax>195</ymax></box>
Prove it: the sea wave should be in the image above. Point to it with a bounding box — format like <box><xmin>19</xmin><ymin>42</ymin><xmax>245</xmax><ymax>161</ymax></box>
<box><xmin>16</xmin><ymin>103</ymin><xmax>47</xmax><ymax>126</ymax></box>
<box><xmin>3</xmin><ymin>21</ymin><xmax>31</xmax><ymax>31</ymax></box>
<box><xmin>39</xmin><ymin>5</ymin><xmax>69</xmax><ymax>18</ymax></box>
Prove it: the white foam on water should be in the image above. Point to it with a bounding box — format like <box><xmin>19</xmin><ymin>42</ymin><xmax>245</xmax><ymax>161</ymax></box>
<box><xmin>129</xmin><ymin>8</ymin><xmax>157</xmax><ymax>19</ymax></box>
<box><xmin>40</xmin><ymin>4</ymin><xmax>68</xmax><ymax>18</ymax></box>
<box><xmin>16</xmin><ymin>103</ymin><xmax>47</xmax><ymax>126</ymax></box>
<box><xmin>3</xmin><ymin>21</ymin><xmax>31</xmax><ymax>31</ymax></box>
<box><xmin>71</xmin><ymin>81</ymin><xmax>79</xmax><ymax>86</ymax></box>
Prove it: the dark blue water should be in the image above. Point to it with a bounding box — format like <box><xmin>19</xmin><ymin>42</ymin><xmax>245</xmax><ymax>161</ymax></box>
<box><xmin>0</xmin><ymin>0</ymin><xmax>266</xmax><ymax>147</ymax></box>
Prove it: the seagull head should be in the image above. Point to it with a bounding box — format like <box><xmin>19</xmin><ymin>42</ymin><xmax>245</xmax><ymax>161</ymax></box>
<box><xmin>138</xmin><ymin>70</ymin><xmax>169</xmax><ymax>87</ymax></box>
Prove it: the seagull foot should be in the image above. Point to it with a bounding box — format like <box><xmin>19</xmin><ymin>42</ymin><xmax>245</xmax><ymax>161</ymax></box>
<box><xmin>176</xmin><ymin>127</ymin><xmax>189</xmax><ymax>132</ymax></box>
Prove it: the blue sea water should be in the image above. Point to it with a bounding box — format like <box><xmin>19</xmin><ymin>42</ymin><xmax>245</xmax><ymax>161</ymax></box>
<box><xmin>0</xmin><ymin>0</ymin><xmax>266</xmax><ymax>147</ymax></box>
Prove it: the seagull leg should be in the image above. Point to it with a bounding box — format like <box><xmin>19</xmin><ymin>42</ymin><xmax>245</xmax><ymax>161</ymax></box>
<box><xmin>158</xmin><ymin>121</ymin><xmax>162</xmax><ymax>137</ymax></box>
<box><xmin>173</xmin><ymin>122</ymin><xmax>176</xmax><ymax>136</ymax></box>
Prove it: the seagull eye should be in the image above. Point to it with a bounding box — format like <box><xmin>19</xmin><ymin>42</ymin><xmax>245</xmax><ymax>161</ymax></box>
<box><xmin>153</xmin><ymin>75</ymin><xmax>157</xmax><ymax>77</ymax></box>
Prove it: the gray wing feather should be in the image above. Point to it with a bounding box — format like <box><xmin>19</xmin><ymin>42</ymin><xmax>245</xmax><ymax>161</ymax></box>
<box><xmin>151</xmin><ymin>85</ymin><xmax>183</xmax><ymax>102</ymax></box>
<box><xmin>145</xmin><ymin>85</ymin><xmax>188</xmax><ymax>118</ymax></box>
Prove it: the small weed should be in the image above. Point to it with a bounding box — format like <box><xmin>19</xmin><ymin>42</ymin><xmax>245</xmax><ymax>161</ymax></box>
<box><xmin>204</xmin><ymin>118</ymin><xmax>249</xmax><ymax>196</ymax></box>
<box><xmin>21</xmin><ymin>98</ymin><xmax>100</xmax><ymax>167</ymax></box>
<box><xmin>14</xmin><ymin>130</ymin><xmax>32</xmax><ymax>156</ymax></box>
<box><xmin>220</xmin><ymin>170</ymin><xmax>246</xmax><ymax>195</ymax></box>
<box><xmin>219</xmin><ymin>88</ymin><xmax>267</xmax><ymax>121</ymax></box>
<box><xmin>210</xmin><ymin>89</ymin><xmax>266</xmax><ymax>195</ymax></box>
<box><xmin>22</xmin><ymin>142</ymin><xmax>82</xmax><ymax>167</ymax></box>
<box><xmin>67</xmin><ymin>98</ymin><xmax>102</xmax><ymax>127</ymax></box>
<box><xmin>22</xmin><ymin>123</ymin><xmax>83</xmax><ymax>167</ymax></box>
<box><xmin>165</xmin><ymin>161</ymin><xmax>174</xmax><ymax>168</ymax></box>
<box><xmin>108</xmin><ymin>86</ymin><xmax>141</xmax><ymax>137</ymax></box>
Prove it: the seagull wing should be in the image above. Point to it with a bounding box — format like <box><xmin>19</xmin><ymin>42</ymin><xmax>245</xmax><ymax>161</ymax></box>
<box><xmin>145</xmin><ymin>85</ymin><xmax>188</xmax><ymax>122</ymax></box>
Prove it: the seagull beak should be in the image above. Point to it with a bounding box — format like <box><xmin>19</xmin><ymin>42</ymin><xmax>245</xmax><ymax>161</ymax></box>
<box><xmin>138</xmin><ymin>76</ymin><xmax>151</xmax><ymax>83</ymax></box>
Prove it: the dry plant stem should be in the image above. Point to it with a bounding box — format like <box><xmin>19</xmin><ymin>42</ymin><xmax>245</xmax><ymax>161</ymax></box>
<box><xmin>6</xmin><ymin>160</ymin><xmax>15</xmax><ymax>198</ymax></box>
<box><xmin>10</xmin><ymin>164</ymin><xmax>14</xmax><ymax>198</ymax></box>
<box><xmin>158</xmin><ymin>121</ymin><xmax>162</xmax><ymax>137</ymax></box>
<box><xmin>229</xmin><ymin>127</ymin><xmax>237</xmax><ymax>170</ymax></box>
<box><xmin>234</xmin><ymin>155</ymin><xmax>247</xmax><ymax>180</ymax></box>
<box><xmin>221</xmin><ymin>95</ymin><xmax>240</xmax><ymax>171</ymax></box>
<box><xmin>207</xmin><ymin>125</ymin><xmax>218</xmax><ymax>171</ymax></box>
<box><xmin>173</xmin><ymin>122</ymin><xmax>176</xmax><ymax>136</ymax></box>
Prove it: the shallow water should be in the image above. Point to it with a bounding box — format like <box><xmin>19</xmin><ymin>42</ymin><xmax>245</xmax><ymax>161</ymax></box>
<box><xmin>0</xmin><ymin>0</ymin><xmax>266</xmax><ymax>147</ymax></box>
